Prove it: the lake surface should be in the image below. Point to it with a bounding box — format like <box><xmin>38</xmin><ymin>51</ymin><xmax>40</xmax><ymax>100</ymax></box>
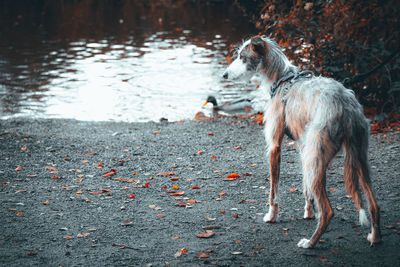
<box><xmin>0</xmin><ymin>0</ymin><xmax>258</xmax><ymax>122</ymax></box>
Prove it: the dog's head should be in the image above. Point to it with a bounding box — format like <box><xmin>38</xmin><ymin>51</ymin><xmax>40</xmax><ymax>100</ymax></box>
<box><xmin>222</xmin><ymin>36</ymin><xmax>268</xmax><ymax>81</ymax></box>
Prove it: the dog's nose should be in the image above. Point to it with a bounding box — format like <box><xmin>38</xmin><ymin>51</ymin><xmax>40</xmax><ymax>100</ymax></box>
<box><xmin>222</xmin><ymin>72</ymin><xmax>228</xmax><ymax>79</ymax></box>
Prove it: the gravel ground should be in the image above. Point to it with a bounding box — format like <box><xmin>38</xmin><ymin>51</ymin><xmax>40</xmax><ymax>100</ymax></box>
<box><xmin>1</xmin><ymin>118</ymin><xmax>399</xmax><ymax>266</ymax></box>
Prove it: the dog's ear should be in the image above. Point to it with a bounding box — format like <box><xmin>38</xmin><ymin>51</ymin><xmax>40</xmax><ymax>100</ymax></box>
<box><xmin>250</xmin><ymin>36</ymin><xmax>268</xmax><ymax>56</ymax></box>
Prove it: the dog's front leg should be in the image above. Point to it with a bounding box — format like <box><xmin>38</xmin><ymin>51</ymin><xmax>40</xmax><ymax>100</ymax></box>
<box><xmin>263</xmin><ymin>144</ymin><xmax>282</xmax><ymax>223</ymax></box>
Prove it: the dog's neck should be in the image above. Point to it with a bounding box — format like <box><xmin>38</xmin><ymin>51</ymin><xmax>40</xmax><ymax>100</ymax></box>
<box><xmin>259</xmin><ymin>38</ymin><xmax>299</xmax><ymax>84</ymax></box>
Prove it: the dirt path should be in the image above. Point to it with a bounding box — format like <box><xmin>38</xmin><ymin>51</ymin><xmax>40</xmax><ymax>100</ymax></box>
<box><xmin>1</xmin><ymin>118</ymin><xmax>399</xmax><ymax>266</ymax></box>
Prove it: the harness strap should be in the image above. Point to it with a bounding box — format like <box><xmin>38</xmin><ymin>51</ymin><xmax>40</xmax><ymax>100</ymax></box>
<box><xmin>270</xmin><ymin>70</ymin><xmax>314</xmax><ymax>99</ymax></box>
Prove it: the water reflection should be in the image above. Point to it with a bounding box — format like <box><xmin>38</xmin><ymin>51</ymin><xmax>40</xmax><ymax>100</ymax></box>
<box><xmin>0</xmin><ymin>0</ymin><xmax>257</xmax><ymax>122</ymax></box>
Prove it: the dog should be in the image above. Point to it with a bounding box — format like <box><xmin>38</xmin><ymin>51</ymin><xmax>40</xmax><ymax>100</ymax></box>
<box><xmin>222</xmin><ymin>36</ymin><xmax>381</xmax><ymax>248</ymax></box>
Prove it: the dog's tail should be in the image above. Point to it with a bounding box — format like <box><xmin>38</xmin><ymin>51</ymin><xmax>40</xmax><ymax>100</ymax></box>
<box><xmin>342</xmin><ymin>116</ymin><xmax>372</xmax><ymax>227</ymax></box>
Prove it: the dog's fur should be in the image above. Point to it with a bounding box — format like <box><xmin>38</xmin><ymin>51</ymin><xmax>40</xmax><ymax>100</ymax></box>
<box><xmin>223</xmin><ymin>36</ymin><xmax>381</xmax><ymax>248</ymax></box>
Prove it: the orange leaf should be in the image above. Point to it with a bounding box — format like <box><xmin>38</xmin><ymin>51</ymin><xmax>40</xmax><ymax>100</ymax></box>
<box><xmin>64</xmin><ymin>236</ymin><xmax>73</xmax><ymax>240</ymax></box>
<box><xmin>42</xmin><ymin>200</ymin><xmax>50</xmax><ymax>205</ymax></box>
<box><xmin>15</xmin><ymin>166</ymin><xmax>22</xmax><ymax>171</ymax></box>
<box><xmin>329</xmin><ymin>188</ymin><xmax>336</xmax><ymax>191</ymax></box>
<box><xmin>102</xmin><ymin>169</ymin><xmax>117</xmax><ymax>177</ymax></box>
<box><xmin>157</xmin><ymin>214</ymin><xmax>165</xmax><ymax>218</ymax></box>
<box><xmin>46</xmin><ymin>166</ymin><xmax>57</xmax><ymax>171</ymax></box>
<box><xmin>170</xmin><ymin>191</ymin><xmax>184</xmax><ymax>196</ymax></box>
<box><xmin>170</xmin><ymin>177</ymin><xmax>180</xmax><ymax>181</ymax></box>
<box><xmin>187</xmin><ymin>199</ymin><xmax>197</xmax><ymax>204</ymax></box>
<box><xmin>227</xmin><ymin>173</ymin><xmax>240</xmax><ymax>178</ymax></box>
<box><xmin>218</xmin><ymin>191</ymin><xmax>227</xmax><ymax>196</ymax></box>
<box><xmin>172</xmin><ymin>185</ymin><xmax>179</xmax><ymax>189</ymax></box>
<box><xmin>197</xmin><ymin>231</ymin><xmax>215</xmax><ymax>238</ymax></box>
<box><xmin>17</xmin><ymin>212</ymin><xmax>23</xmax><ymax>217</ymax></box>
<box><xmin>197</xmin><ymin>150</ymin><xmax>204</xmax><ymax>155</ymax></box>
<box><xmin>87</xmin><ymin>151</ymin><xmax>97</xmax><ymax>155</ymax></box>
<box><xmin>153</xmin><ymin>130</ymin><xmax>160</xmax><ymax>134</ymax></box>
<box><xmin>289</xmin><ymin>188</ymin><xmax>297</xmax><ymax>192</ymax></box>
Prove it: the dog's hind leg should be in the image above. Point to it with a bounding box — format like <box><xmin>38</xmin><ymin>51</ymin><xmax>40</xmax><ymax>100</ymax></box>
<box><xmin>298</xmin><ymin>129</ymin><xmax>339</xmax><ymax>248</ymax></box>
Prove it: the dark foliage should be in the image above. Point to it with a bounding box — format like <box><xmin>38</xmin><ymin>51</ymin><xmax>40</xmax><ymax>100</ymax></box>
<box><xmin>236</xmin><ymin>0</ymin><xmax>400</xmax><ymax>113</ymax></box>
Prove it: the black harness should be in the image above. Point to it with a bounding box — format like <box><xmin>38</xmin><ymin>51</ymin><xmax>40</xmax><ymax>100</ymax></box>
<box><xmin>270</xmin><ymin>70</ymin><xmax>314</xmax><ymax>100</ymax></box>
<box><xmin>270</xmin><ymin>70</ymin><xmax>314</xmax><ymax>140</ymax></box>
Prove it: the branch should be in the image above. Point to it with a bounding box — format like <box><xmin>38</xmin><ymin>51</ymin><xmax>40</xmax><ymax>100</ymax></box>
<box><xmin>342</xmin><ymin>46</ymin><xmax>400</xmax><ymax>86</ymax></box>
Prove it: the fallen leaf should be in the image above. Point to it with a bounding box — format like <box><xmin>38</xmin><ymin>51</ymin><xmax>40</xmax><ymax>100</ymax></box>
<box><xmin>187</xmin><ymin>199</ymin><xmax>197</xmax><ymax>204</ymax></box>
<box><xmin>123</xmin><ymin>220</ymin><xmax>132</xmax><ymax>226</ymax></box>
<box><xmin>329</xmin><ymin>188</ymin><xmax>336</xmax><ymax>192</ymax></box>
<box><xmin>102</xmin><ymin>169</ymin><xmax>117</xmax><ymax>177</ymax></box>
<box><xmin>227</xmin><ymin>173</ymin><xmax>240</xmax><ymax>178</ymax></box>
<box><xmin>176</xmin><ymin>202</ymin><xmax>187</xmax><ymax>207</ymax></box>
<box><xmin>174</xmin><ymin>250</ymin><xmax>183</xmax><ymax>258</ymax></box>
<box><xmin>50</xmin><ymin>176</ymin><xmax>61</xmax><ymax>179</ymax></box>
<box><xmin>197</xmin><ymin>150</ymin><xmax>204</xmax><ymax>155</ymax></box>
<box><xmin>289</xmin><ymin>188</ymin><xmax>297</xmax><ymax>192</ymax></box>
<box><xmin>46</xmin><ymin>166</ymin><xmax>57</xmax><ymax>171</ymax></box>
<box><xmin>128</xmin><ymin>194</ymin><xmax>135</xmax><ymax>199</ymax></box>
<box><xmin>42</xmin><ymin>200</ymin><xmax>50</xmax><ymax>205</ymax></box>
<box><xmin>15</xmin><ymin>166</ymin><xmax>22</xmax><ymax>171</ymax></box>
<box><xmin>172</xmin><ymin>185</ymin><xmax>180</xmax><ymax>189</ymax></box>
<box><xmin>170</xmin><ymin>191</ymin><xmax>184</xmax><ymax>196</ymax></box>
<box><xmin>234</xmin><ymin>146</ymin><xmax>242</xmax><ymax>150</ymax></box>
<box><xmin>17</xmin><ymin>212</ymin><xmax>23</xmax><ymax>217</ymax></box>
<box><xmin>218</xmin><ymin>191</ymin><xmax>227</xmax><ymax>196</ymax></box>
<box><xmin>145</xmin><ymin>182</ymin><xmax>150</xmax><ymax>188</ymax></box>
<box><xmin>87</xmin><ymin>151</ymin><xmax>97</xmax><ymax>155</ymax></box>
<box><xmin>232</xmin><ymin>251</ymin><xmax>242</xmax><ymax>255</ymax></box>
<box><xmin>197</xmin><ymin>231</ymin><xmax>215</xmax><ymax>238</ymax></box>
<box><xmin>64</xmin><ymin>236</ymin><xmax>73</xmax><ymax>240</ymax></box>
<box><xmin>153</xmin><ymin>131</ymin><xmax>160</xmax><ymax>134</ymax></box>
<box><xmin>170</xmin><ymin>177</ymin><xmax>180</xmax><ymax>181</ymax></box>
<box><xmin>15</xmin><ymin>190</ymin><xmax>25</xmax><ymax>194</ymax></box>
<box><xmin>90</xmin><ymin>191</ymin><xmax>102</xmax><ymax>195</ymax></box>
<box><xmin>27</xmin><ymin>252</ymin><xmax>37</xmax><ymax>256</ymax></box>
<box><xmin>253</xmin><ymin>246</ymin><xmax>264</xmax><ymax>250</ymax></box>
<box><xmin>196</xmin><ymin>252</ymin><xmax>208</xmax><ymax>258</ymax></box>
<box><xmin>157</xmin><ymin>214</ymin><xmax>165</xmax><ymax>218</ymax></box>
<box><xmin>157</xmin><ymin>172</ymin><xmax>175</xmax><ymax>176</ymax></box>
<box><xmin>21</xmin><ymin>146</ymin><xmax>27</xmax><ymax>151</ymax></box>
<box><xmin>192</xmin><ymin>186</ymin><xmax>200</xmax><ymax>189</ymax></box>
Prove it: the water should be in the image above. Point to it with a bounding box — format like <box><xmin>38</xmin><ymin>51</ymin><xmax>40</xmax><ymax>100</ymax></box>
<box><xmin>0</xmin><ymin>0</ymin><xmax>257</xmax><ymax>122</ymax></box>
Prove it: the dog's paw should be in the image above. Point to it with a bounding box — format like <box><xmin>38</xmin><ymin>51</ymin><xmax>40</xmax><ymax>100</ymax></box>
<box><xmin>263</xmin><ymin>210</ymin><xmax>277</xmax><ymax>223</ymax></box>
<box><xmin>303</xmin><ymin>210</ymin><xmax>315</xmax><ymax>219</ymax></box>
<box><xmin>297</xmin><ymin>238</ymin><xmax>312</xmax><ymax>248</ymax></box>
<box><xmin>367</xmin><ymin>233</ymin><xmax>382</xmax><ymax>245</ymax></box>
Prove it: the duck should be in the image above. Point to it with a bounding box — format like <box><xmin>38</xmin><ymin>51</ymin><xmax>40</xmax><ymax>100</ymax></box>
<box><xmin>202</xmin><ymin>95</ymin><xmax>253</xmax><ymax>115</ymax></box>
